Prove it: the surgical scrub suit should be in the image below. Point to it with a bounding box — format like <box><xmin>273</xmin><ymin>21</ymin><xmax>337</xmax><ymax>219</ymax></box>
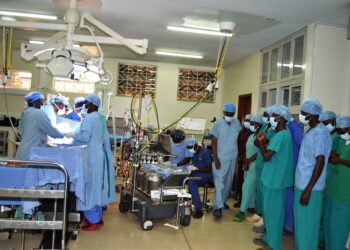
<box><xmin>240</xmin><ymin>134</ymin><xmax>259</xmax><ymax>213</ymax></box>
<box><xmin>16</xmin><ymin>107</ymin><xmax>64</xmax><ymax>160</ymax></box>
<box><xmin>294</xmin><ymin>123</ymin><xmax>331</xmax><ymax>250</ymax></box>
<box><xmin>73</xmin><ymin>111</ymin><xmax>115</xmax><ymax>223</ymax></box>
<box><xmin>188</xmin><ymin>147</ymin><xmax>213</xmax><ymax>211</ymax></box>
<box><xmin>255</xmin><ymin>124</ymin><xmax>275</xmax><ymax>215</ymax></box>
<box><xmin>170</xmin><ymin>141</ymin><xmax>193</xmax><ymax>167</ymax></box>
<box><xmin>261</xmin><ymin>129</ymin><xmax>294</xmax><ymax>250</ymax></box>
<box><xmin>66</xmin><ymin>110</ymin><xmax>82</xmax><ymax>122</ymax></box>
<box><xmin>324</xmin><ymin>138</ymin><xmax>350</xmax><ymax>250</ymax></box>
<box><xmin>210</xmin><ymin>117</ymin><xmax>240</xmax><ymax>209</ymax></box>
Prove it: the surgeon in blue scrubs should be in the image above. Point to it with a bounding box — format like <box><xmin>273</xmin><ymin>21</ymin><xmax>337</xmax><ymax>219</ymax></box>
<box><xmin>294</xmin><ymin>99</ymin><xmax>331</xmax><ymax>250</ymax></box>
<box><xmin>186</xmin><ymin>138</ymin><xmax>213</xmax><ymax>219</ymax></box>
<box><xmin>66</xmin><ymin>93</ymin><xmax>115</xmax><ymax>231</ymax></box>
<box><xmin>211</xmin><ymin>103</ymin><xmax>241</xmax><ymax>219</ymax></box>
<box><xmin>66</xmin><ymin>97</ymin><xmax>85</xmax><ymax>122</ymax></box>
<box><xmin>16</xmin><ymin>92</ymin><xmax>64</xmax><ymax>160</ymax></box>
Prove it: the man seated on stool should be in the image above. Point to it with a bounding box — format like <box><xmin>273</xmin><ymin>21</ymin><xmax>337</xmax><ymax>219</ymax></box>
<box><xmin>186</xmin><ymin>138</ymin><xmax>213</xmax><ymax>219</ymax></box>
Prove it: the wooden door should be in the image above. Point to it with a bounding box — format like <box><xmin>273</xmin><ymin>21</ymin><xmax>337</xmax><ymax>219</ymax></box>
<box><xmin>237</xmin><ymin>94</ymin><xmax>252</xmax><ymax>123</ymax></box>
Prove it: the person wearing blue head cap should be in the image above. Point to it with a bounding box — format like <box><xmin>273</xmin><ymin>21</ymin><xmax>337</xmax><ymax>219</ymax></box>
<box><xmin>253</xmin><ymin>106</ymin><xmax>277</xmax><ymax>231</ymax></box>
<box><xmin>186</xmin><ymin>138</ymin><xmax>213</xmax><ymax>219</ymax></box>
<box><xmin>16</xmin><ymin>92</ymin><xmax>64</xmax><ymax>160</ymax></box>
<box><xmin>65</xmin><ymin>93</ymin><xmax>116</xmax><ymax>230</ymax></box>
<box><xmin>210</xmin><ymin>102</ymin><xmax>241</xmax><ymax>219</ymax></box>
<box><xmin>233</xmin><ymin>114</ymin><xmax>253</xmax><ymax>208</ymax></box>
<box><xmin>284</xmin><ymin>111</ymin><xmax>303</xmax><ymax>234</ymax></box>
<box><xmin>324</xmin><ymin>116</ymin><xmax>350</xmax><ymax>250</ymax></box>
<box><xmin>66</xmin><ymin>97</ymin><xmax>86</xmax><ymax>121</ymax></box>
<box><xmin>317</xmin><ymin>110</ymin><xmax>339</xmax><ymax>247</ymax></box>
<box><xmin>253</xmin><ymin>106</ymin><xmax>294</xmax><ymax>250</ymax></box>
<box><xmin>233</xmin><ymin>115</ymin><xmax>262</xmax><ymax>222</ymax></box>
<box><xmin>294</xmin><ymin>99</ymin><xmax>331</xmax><ymax>250</ymax></box>
<box><xmin>51</xmin><ymin>95</ymin><xmax>68</xmax><ymax>116</ymax></box>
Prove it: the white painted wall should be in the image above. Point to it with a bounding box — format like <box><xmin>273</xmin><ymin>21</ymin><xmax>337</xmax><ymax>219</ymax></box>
<box><xmin>0</xmin><ymin>51</ymin><xmax>223</xmax><ymax>130</ymax></box>
<box><xmin>222</xmin><ymin>52</ymin><xmax>261</xmax><ymax>115</ymax></box>
<box><xmin>304</xmin><ymin>23</ymin><xmax>350</xmax><ymax>115</ymax></box>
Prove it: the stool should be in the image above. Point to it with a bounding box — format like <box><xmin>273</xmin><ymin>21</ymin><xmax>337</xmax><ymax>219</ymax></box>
<box><xmin>201</xmin><ymin>181</ymin><xmax>215</xmax><ymax>212</ymax></box>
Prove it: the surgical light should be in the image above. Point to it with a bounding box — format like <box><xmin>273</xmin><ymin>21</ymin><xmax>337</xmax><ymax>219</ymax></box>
<box><xmin>167</xmin><ymin>25</ymin><xmax>233</xmax><ymax>37</ymax></box>
<box><xmin>47</xmin><ymin>50</ymin><xmax>74</xmax><ymax>77</ymax></box>
<box><xmin>0</xmin><ymin>10</ymin><xmax>57</xmax><ymax>20</ymax></box>
<box><xmin>155</xmin><ymin>51</ymin><xmax>203</xmax><ymax>59</ymax></box>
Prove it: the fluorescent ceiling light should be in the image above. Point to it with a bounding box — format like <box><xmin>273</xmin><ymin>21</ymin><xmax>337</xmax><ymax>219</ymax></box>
<box><xmin>167</xmin><ymin>25</ymin><xmax>232</xmax><ymax>37</ymax></box>
<box><xmin>29</xmin><ymin>40</ymin><xmax>45</xmax><ymax>45</ymax></box>
<box><xmin>0</xmin><ymin>10</ymin><xmax>57</xmax><ymax>20</ymax></box>
<box><xmin>1</xmin><ymin>16</ymin><xmax>16</xmax><ymax>21</ymax></box>
<box><xmin>155</xmin><ymin>51</ymin><xmax>203</xmax><ymax>59</ymax></box>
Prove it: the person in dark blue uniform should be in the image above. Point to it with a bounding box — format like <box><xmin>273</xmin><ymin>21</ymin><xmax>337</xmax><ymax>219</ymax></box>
<box><xmin>186</xmin><ymin>138</ymin><xmax>213</xmax><ymax>219</ymax></box>
<box><xmin>66</xmin><ymin>97</ymin><xmax>85</xmax><ymax>121</ymax></box>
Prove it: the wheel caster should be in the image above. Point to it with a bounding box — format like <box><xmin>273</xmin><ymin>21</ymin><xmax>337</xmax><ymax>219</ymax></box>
<box><xmin>180</xmin><ymin>215</ymin><xmax>191</xmax><ymax>226</ymax></box>
<box><xmin>141</xmin><ymin>220</ymin><xmax>153</xmax><ymax>231</ymax></box>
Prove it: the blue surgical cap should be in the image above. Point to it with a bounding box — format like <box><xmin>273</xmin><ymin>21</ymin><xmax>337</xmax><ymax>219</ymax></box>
<box><xmin>320</xmin><ymin>111</ymin><xmax>337</xmax><ymax>122</ymax></box>
<box><xmin>251</xmin><ymin>115</ymin><xmax>263</xmax><ymax>124</ymax></box>
<box><xmin>52</xmin><ymin>95</ymin><xmax>67</xmax><ymax>104</ymax></box>
<box><xmin>336</xmin><ymin>116</ymin><xmax>350</xmax><ymax>129</ymax></box>
<box><xmin>301</xmin><ymin>99</ymin><xmax>323</xmax><ymax>115</ymax></box>
<box><xmin>185</xmin><ymin>138</ymin><xmax>197</xmax><ymax>147</ymax></box>
<box><xmin>272</xmin><ymin>105</ymin><xmax>292</xmax><ymax>121</ymax></box>
<box><xmin>224</xmin><ymin>103</ymin><xmax>236</xmax><ymax>113</ymax></box>
<box><xmin>74</xmin><ymin>97</ymin><xmax>85</xmax><ymax>108</ymax></box>
<box><xmin>24</xmin><ymin>91</ymin><xmax>43</xmax><ymax>103</ymax></box>
<box><xmin>86</xmin><ymin>93</ymin><xmax>101</xmax><ymax>108</ymax></box>
<box><xmin>245</xmin><ymin>114</ymin><xmax>252</xmax><ymax>120</ymax></box>
<box><xmin>266</xmin><ymin>105</ymin><xmax>277</xmax><ymax>117</ymax></box>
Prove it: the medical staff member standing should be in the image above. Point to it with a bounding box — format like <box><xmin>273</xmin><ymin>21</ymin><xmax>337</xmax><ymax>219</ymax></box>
<box><xmin>294</xmin><ymin>99</ymin><xmax>331</xmax><ymax>250</ymax></box>
<box><xmin>66</xmin><ymin>94</ymin><xmax>115</xmax><ymax>231</ymax></box>
<box><xmin>186</xmin><ymin>138</ymin><xmax>213</xmax><ymax>219</ymax></box>
<box><xmin>211</xmin><ymin>103</ymin><xmax>240</xmax><ymax>219</ymax></box>
<box><xmin>254</xmin><ymin>106</ymin><xmax>294</xmax><ymax>250</ymax></box>
<box><xmin>66</xmin><ymin>97</ymin><xmax>85</xmax><ymax>121</ymax></box>
<box><xmin>16</xmin><ymin>92</ymin><xmax>64</xmax><ymax>160</ymax></box>
<box><xmin>325</xmin><ymin>116</ymin><xmax>350</xmax><ymax>250</ymax></box>
<box><xmin>233</xmin><ymin>115</ymin><xmax>263</xmax><ymax>222</ymax></box>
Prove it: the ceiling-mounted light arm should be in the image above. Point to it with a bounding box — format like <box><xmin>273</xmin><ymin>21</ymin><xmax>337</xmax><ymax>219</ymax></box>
<box><xmin>80</xmin><ymin>18</ymin><xmax>104</xmax><ymax>71</ymax></box>
<box><xmin>80</xmin><ymin>12</ymin><xmax>147</xmax><ymax>55</ymax></box>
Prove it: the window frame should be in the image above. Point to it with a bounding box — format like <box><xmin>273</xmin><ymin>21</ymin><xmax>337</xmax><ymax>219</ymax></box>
<box><xmin>52</xmin><ymin>77</ymin><xmax>96</xmax><ymax>94</ymax></box>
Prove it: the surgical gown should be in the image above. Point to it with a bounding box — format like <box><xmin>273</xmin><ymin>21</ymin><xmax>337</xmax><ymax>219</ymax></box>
<box><xmin>16</xmin><ymin>107</ymin><xmax>64</xmax><ymax>160</ymax></box>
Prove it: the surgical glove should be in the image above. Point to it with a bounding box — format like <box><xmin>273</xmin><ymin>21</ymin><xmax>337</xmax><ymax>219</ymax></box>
<box><xmin>187</xmin><ymin>165</ymin><xmax>198</xmax><ymax>171</ymax></box>
<box><xmin>64</xmin><ymin>132</ymin><xmax>75</xmax><ymax>138</ymax></box>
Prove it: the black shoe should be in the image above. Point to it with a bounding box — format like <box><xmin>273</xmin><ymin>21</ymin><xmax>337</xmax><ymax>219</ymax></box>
<box><xmin>212</xmin><ymin>209</ymin><xmax>222</xmax><ymax>219</ymax></box>
<box><xmin>224</xmin><ymin>203</ymin><xmax>230</xmax><ymax>210</ymax></box>
<box><xmin>233</xmin><ymin>202</ymin><xmax>241</xmax><ymax>208</ymax></box>
<box><xmin>193</xmin><ymin>211</ymin><xmax>203</xmax><ymax>219</ymax></box>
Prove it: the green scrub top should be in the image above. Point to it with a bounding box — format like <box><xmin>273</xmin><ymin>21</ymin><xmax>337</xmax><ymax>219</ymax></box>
<box><xmin>256</xmin><ymin>125</ymin><xmax>276</xmax><ymax>171</ymax></box>
<box><xmin>331</xmin><ymin>132</ymin><xmax>340</xmax><ymax>151</ymax></box>
<box><xmin>245</xmin><ymin>134</ymin><xmax>259</xmax><ymax>172</ymax></box>
<box><xmin>326</xmin><ymin>139</ymin><xmax>350</xmax><ymax>201</ymax></box>
<box><xmin>325</xmin><ymin>132</ymin><xmax>341</xmax><ymax>194</ymax></box>
<box><xmin>262</xmin><ymin>129</ymin><xmax>294</xmax><ymax>189</ymax></box>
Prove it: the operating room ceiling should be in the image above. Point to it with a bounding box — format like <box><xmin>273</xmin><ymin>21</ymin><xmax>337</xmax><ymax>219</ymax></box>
<box><xmin>0</xmin><ymin>0</ymin><xmax>349</xmax><ymax>67</ymax></box>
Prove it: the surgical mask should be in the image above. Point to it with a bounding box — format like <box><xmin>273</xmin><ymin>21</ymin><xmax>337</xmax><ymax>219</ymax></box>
<box><xmin>326</xmin><ymin>124</ymin><xmax>335</xmax><ymax>132</ymax></box>
<box><xmin>270</xmin><ymin>117</ymin><xmax>278</xmax><ymax>128</ymax></box>
<box><xmin>81</xmin><ymin>105</ymin><xmax>88</xmax><ymax>117</ymax></box>
<box><xmin>299</xmin><ymin>114</ymin><xmax>309</xmax><ymax>125</ymax></box>
<box><xmin>224</xmin><ymin>116</ymin><xmax>234</xmax><ymax>123</ymax></box>
<box><xmin>262</xmin><ymin>117</ymin><xmax>269</xmax><ymax>124</ymax></box>
<box><xmin>189</xmin><ymin>148</ymin><xmax>196</xmax><ymax>154</ymax></box>
<box><xmin>243</xmin><ymin>121</ymin><xmax>250</xmax><ymax>129</ymax></box>
<box><xmin>249</xmin><ymin>125</ymin><xmax>257</xmax><ymax>133</ymax></box>
<box><xmin>340</xmin><ymin>132</ymin><xmax>350</xmax><ymax>141</ymax></box>
<box><xmin>54</xmin><ymin>104</ymin><xmax>66</xmax><ymax>116</ymax></box>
